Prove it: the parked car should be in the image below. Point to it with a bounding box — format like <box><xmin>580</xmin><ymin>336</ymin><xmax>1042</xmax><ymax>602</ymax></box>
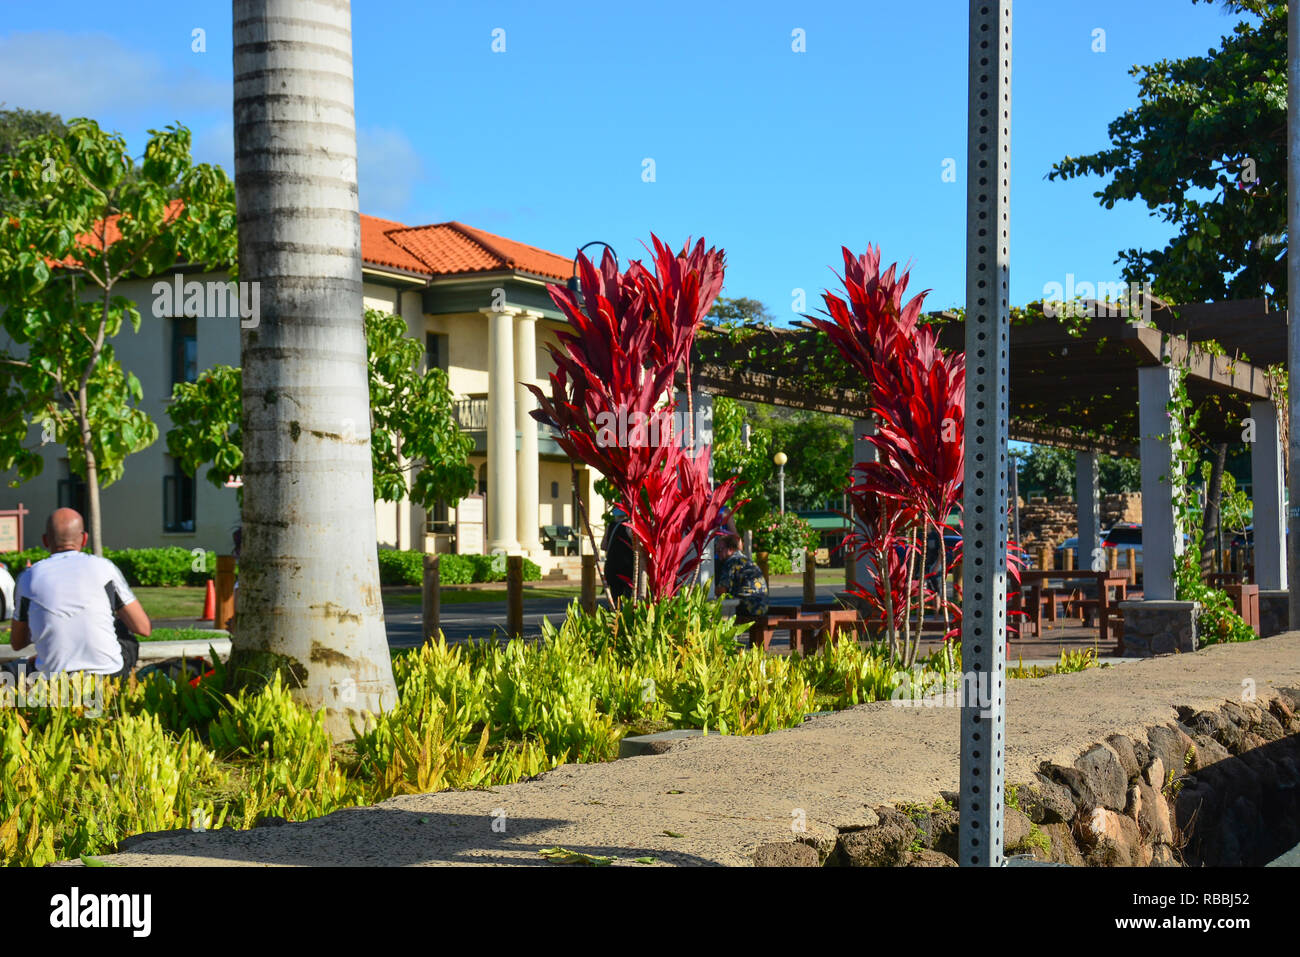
<box><xmin>1054</xmin><ymin>536</ymin><xmax>1080</xmax><ymax>568</ymax></box>
<box><xmin>1051</xmin><ymin>524</ymin><xmax>1143</xmax><ymax>576</ymax></box>
<box><xmin>0</xmin><ymin>562</ymin><xmax>14</xmax><ymax>621</ymax></box>
<box><xmin>1102</xmin><ymin>523</ymin><xmax>1143</xmax><ymax>577</ymax></box>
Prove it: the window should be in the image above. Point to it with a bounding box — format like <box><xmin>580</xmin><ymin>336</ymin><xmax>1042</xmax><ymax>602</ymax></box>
<box><xmin>172</xmin><ymin>316</ymin><xmax>197</xmax><ymax>384</ymax></box>
<box><xmin>163</xmin><ymin>459</ymin><xmax>196</xmax><ymax>533</ymax></box>
<box><xmin>57</xmin><ymin>465</ymin><xmax>87</xmax><ymax>516</ymax></box>
<box><xmin>551</xmin><ymin>481</ymin><xmax>559</xmax><ymax>499</ymax></box>
<box><xmin>426</xmin><ymin>500</ymin><xmax>450</xmax><ymax>534</ymax></box>
<box><xmin>426</xmin><ymin>333</ymin><xmax>449</xmax><ymax>373</ymax></box>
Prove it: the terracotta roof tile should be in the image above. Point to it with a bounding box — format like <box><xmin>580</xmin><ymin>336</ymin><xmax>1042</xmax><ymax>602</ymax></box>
<box><xmin>51</xmin><ymin>206</ymin><xmax>573</xmax><ymax>283</ymax></box>
<box><xmin>380</xmin><ymin>220</ymin><xmax>573</xmax><ymax>281</ymax></box>
<box><xmin>359</xmin><ymin>214</ymin><xmax>431</xmax><ymax>274</ymax></box>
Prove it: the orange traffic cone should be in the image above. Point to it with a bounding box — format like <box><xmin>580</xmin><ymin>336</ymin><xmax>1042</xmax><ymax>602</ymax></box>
<box><xmin>199</xmin><ymin>579</ymin><xmax>216</xmax><ymax>621</ymax></box>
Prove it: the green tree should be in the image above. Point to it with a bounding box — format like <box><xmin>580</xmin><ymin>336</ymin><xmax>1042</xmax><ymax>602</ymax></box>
<box><xmin>754</xmin><ymin>405</ymin><xmax>853</xmax><ymax>511</ymax></box>
<box><xmin>1017</xmin><ymin>445</ymin><xmax>1141</xmax><ymax>498</ymax></box>
<box><xmin>708</xmin><ymin>296</ymin><xmax>775</xmax><ymax>325</ymax></box>
<box><xmin>0</xmin><ymin>107</ymin><xmax>66</xmax><ymax>217</ymax></box>
<box><xmin>0</xmin><ymin>119</ymin><xmax>235</xmax><ymax>553</ymax></box>
<box><xmin>166</xmin><ymin>309</ymin><xmax>475</xmax><ymax>510</ymax></box>
<box><xmin>711</xmin><ymin>395</ymin><xmax>772</xmax><ymax>529</ymax></box>
<box><xmin>1099</xmin><ymin>454</ymin><xmax>1141</xmax><ymax>494</ymax></box>
<box><xmin>1048</xmin><ymin>0</ymin><xmax>1287</xmax><ymax>304</ymax></box>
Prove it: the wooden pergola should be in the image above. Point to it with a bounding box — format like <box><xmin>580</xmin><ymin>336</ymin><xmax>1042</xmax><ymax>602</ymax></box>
<box><xmin>686</xmin><ymin>297</ymin><xmax>1282</xmax><ymax>457</ymax></box>
<box><xmin>681</xmin><ymin>296</ymin><xmax>1289</xmax><ymax>611</ymax></box>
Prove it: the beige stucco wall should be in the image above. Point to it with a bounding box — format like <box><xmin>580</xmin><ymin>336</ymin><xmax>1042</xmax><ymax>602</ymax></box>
<box><xmin>0</xmin><ymin>267</ymin><xmax>592</xmax><ymax>559</ymax></box>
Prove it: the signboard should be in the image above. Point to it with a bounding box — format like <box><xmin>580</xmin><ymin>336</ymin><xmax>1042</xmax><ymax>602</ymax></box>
<box><xmin>0</xmin><ymin>503</ymin><xmax>29</xmax><ymax>552</ymax></box>
<box><xmin>456</xmin><ymin>494</ymin><xmax>485</xmax><ymax>555</ymax></box>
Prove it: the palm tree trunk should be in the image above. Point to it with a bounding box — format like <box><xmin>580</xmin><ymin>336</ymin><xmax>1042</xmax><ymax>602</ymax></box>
<box><xmin>231</xmin><ymin>0</ymin><xmax>397</xmax><ymax>739</ymax></box>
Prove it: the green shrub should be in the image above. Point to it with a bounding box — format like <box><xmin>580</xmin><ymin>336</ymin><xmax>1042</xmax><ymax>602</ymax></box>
<box><xmin>377</xmin><ymin>550</ymin><xmax>543</xmax><ymax>586</ymax></box>
<box><xmin>376</xmin><ymin>549</ymin><xmax>423</xmax><ymax>585</ymax></box>
<box><xmin>0</xmin><ymin>547</ymin><xmax>215</xmax><ymax>587</ymax></box>
<box><xmin>753</xmin><ymin>511</ymin><xmax>818</xmax><ymax>565</ymax></box>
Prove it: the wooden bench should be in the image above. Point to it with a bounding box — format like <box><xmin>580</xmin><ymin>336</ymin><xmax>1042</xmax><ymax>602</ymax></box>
<box><xmin>747</xmin><ymin>604</ymin><xmax>864</xmax><ymax>654</ymax></box>
<box><xmin>744</xmin><ymin>605</ymin><xmax>803</xmax><ymax>651</ymax></box>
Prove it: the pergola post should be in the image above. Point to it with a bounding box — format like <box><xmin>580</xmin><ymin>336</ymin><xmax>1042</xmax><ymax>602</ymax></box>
<box><xmin>1250</xmin><ymin>399</ymin><xmax>1288</xmax><ymax>590</ymax></box>
<box><xmin>958</xmin><ymin>0</ymin><xmax>1011</xmax><ymax>868</ymax></box>
<box><xmin>1120</xmin><ymin>365</ymin><xmax>1199</xmax><ymax>655</ymax></box>
<box><xmin>1137</xmin><ymin>366</ymin><xmax>1180</xmax><ymax>600</ymax></box>
<box><xmin>1076</xmin><ymin>450</ymin><xmax>1101</xmax><ymax>570</ymax></box>
<box><xmin>852</xmin><ymin>416</ymin><xmax>877</xmax><ymax>590</ymax></box>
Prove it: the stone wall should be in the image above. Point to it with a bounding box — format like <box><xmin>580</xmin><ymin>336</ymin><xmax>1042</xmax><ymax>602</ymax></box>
<box><xmin>1019</xmin><ymin>492</ymin><xmax>1142</xmax><ymax>551</ymax></box>
<box><xmin>756</xmin><ymin>686</ymin><xmax>1300</xmax><ymax>867</ymax></box>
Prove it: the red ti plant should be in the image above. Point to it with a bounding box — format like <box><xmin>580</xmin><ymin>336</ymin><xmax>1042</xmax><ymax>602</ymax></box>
<box><xmin>621</xmin><ymin>438</ymin><xmax>741</xmax><ymax>599</ymax></box>
<box><xmin>811</xmin><ymin>246</ymin><xmax>966</xmax><ymax>665</ymax></box>
<box><xmin>528</xmin><ymin>236</ymin><xmax>733</xmax><ymax>600</ymax></box>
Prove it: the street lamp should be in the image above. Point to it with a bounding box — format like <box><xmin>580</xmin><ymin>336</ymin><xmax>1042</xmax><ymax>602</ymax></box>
<box><xmin>773</xmin><ymin>451</ymin><xmax>787</xmax><ymax>514</ymax></box>
<box><xmin>567</xmin><ymin>241</ymin><xmax>619</xmax><ymax>307</ymax></box>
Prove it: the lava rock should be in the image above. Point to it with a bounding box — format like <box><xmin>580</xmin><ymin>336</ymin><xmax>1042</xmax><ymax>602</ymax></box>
<box><xmin>753</xmin><ymin>841</ymin><xmax>821</xmax><ymax>867</ymax></box>
<box><xmin>1020</xmin><ymin>775</ymin><xmax>1076</xmax><ymax>825</ymax></box>
<box><xmin>1074</xmin><ymin>744</ymin><xmax>1129</xmax><ymax>811</ymax></box>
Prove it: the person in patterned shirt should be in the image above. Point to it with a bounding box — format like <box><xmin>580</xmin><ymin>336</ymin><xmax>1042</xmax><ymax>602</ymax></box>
<box><xmin>713</xmin><ymin>533</ymin><xmax>769</xmax><ymax>618</ymax></box>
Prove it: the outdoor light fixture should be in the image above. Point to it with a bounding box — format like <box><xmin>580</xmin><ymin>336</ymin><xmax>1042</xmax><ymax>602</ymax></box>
<box><xmin>774</xmin><ymin>451</ymin><xmax>787</xmax><ymax>514</ymax></box>
<box><xmin>567</xmin><ymin>241</ymin><xmax>619</xmax><ymax>306</ymax></box>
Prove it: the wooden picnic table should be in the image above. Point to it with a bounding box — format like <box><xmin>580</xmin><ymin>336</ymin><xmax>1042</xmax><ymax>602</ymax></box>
<box><xmin>1014</xmin><ymin>570</ymin><xmax>1129</xmax><ymax>644</ymax></box>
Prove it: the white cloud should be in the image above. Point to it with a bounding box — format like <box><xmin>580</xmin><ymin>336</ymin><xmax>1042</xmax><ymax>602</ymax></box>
<box><xmin>0</xmin><ymin>30</ymin><xmax>229</xmax><ymax>120</ymax></box>
<box><xmin>357</xmin><ymin>126</ymin><xmax>425</xmax><ymax>218</ymax></box>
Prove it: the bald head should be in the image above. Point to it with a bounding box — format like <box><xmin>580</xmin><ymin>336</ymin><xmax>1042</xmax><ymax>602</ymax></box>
<box><xmin>44</xmin><ymin>508</ymin><xmax>87</xmax><ymax>552</ymax></box>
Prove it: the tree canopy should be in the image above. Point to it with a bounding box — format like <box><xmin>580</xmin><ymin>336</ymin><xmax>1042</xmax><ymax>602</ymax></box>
<box><xmin>0</xmin><ymin>118</ymin><xmax>235</xmax><ymax>553</ymax></box>
<box><xmin>1048</xmin><ymin>0</ymin><xmax>1287</xmax><ymax>305</ymax></box>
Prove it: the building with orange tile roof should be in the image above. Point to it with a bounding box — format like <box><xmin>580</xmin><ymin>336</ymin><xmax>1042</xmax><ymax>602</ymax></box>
<box><xmin>5</xmin><ymin>211</ymin><xmax>609</xmax><ymax>575</ymax></box>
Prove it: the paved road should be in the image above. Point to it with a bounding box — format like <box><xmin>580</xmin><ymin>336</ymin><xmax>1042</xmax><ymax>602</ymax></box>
<box><xmin>385</xmin><ymin>582</ymin><xmax>849</xmax><ymax>647</ymax></box>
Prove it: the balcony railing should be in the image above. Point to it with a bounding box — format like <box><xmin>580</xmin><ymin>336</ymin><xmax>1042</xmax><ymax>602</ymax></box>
<box><xmin>453</xmin><ymin>396</ymin><xmax>488</xmax><ymax>431</ymax></box>
<box><xmin>453</xmin><ymin>395</ymin><xmax>562</xmax><ymax>440</ymax></box>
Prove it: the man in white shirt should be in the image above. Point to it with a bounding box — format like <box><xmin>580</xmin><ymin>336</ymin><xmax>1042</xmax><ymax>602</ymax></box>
<box><xmin>9</xmin><ymin>508</ymin><xmax>152</xmax><ymax>677</ymax></box>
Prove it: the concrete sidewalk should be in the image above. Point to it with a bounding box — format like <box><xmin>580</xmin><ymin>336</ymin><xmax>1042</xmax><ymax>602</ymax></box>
<box><xmin>91</xmin><ymin>634</ymin><xmax>1300</xmax><ymax>867</ymax></box>
<box><xmin>0</xmin><ymin>635</ymin><xmax>230</xmax><ymax>664</ymax></box>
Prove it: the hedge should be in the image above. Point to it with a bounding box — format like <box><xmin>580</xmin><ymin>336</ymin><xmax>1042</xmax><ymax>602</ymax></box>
<box><xmin>0</xmin><ymin>547</ymin><xmax>216</xmax><ymax>587</ymax></box>
<box><xmin>0</xmin><ymin>547</ymin><xmax>541</xmax><ymax>589</ymax></box>
<box><xmin>376</xmin><ymin>549</ymin><xmax>542</xmax><ymax>586</ymax></box>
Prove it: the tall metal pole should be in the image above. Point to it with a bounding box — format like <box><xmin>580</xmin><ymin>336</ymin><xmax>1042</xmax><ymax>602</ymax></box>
<box><xmin>1010</xmin><ymin>451</ymin><xmax>1021</xmax><ymax>545</ymax></box>
<box><xmin>1288</xmin><ymin>0</ymin><xmax>1300</xmax><ymax>628</ymax></box>
<box><xmin>779</xmin><ymin>465</ymin><xmax>785</xmax><ymax>514</ymax></box>
<box><xmin>959</xmin><ymin>0</ymin><xmax>1011</xmax><ymax>868</ymax></box>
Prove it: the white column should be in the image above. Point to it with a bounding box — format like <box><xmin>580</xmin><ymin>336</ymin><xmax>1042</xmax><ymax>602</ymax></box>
<box><xmin>852</xmin><ymin>417</ymin><xmax>877</xmax><ymax>589</ymax></box>
<box><xmin>1138</xmin><ymin>366</ymin><xmax>1180</xmax><ymax>600</ymax></box>
<box><xmin>514</xmin><ymin>310</ymin><xmax>543</xmax><ymax>557</ymax></box>
<box><xmin>1076</xmin><ymin>450</ymin><xmax>1100</xmax><ymax>570</ymax></box>
<box><xmin>1250</xmin><ymin>399</ymin><xmax>1288</xmax><ymax>590</ymax></box>
<box><xmin>484</xmin><ymin>305</ymin><xmax>520</xmax><ymax>554</ymax></box>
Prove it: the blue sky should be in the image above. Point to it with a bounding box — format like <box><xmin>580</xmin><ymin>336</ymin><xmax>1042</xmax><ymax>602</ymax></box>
<box><xmin>0</xmin><ymin>0</ymin><xmax>1248</xmax><ymax>319</ymax></box>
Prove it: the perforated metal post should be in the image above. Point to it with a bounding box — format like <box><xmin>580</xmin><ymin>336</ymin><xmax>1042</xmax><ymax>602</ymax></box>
<box><xmin>959</xmin><ymin>0</ymin><xmax>1011</xmax><ymax>868</ymax></box>
<box><xmin>1288</xmin><ymin>0</ymin><xmax>1300</xmax><ymax>627</ymax></box>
